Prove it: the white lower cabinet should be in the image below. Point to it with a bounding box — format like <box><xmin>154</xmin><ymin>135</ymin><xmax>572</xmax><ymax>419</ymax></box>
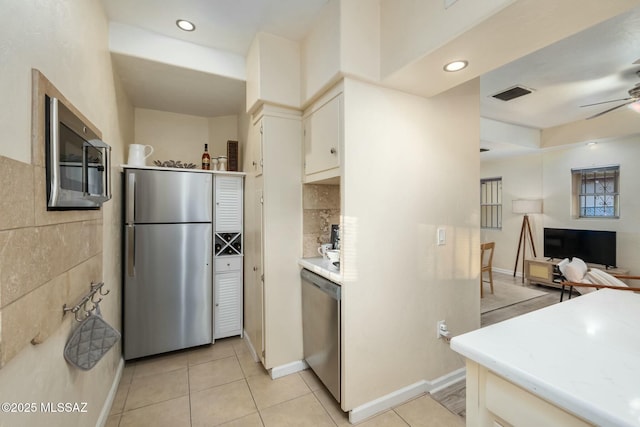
<box><xmin>214</xmin><ymin>255</ymin><xmax>243</xmax><ymax>339</ymax></box>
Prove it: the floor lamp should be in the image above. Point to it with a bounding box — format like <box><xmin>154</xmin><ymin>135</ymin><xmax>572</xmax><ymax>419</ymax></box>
<box><xmin>512</xmin><ymin>199</ymin><xmax>543</xmax><ymax>283</ymax></box>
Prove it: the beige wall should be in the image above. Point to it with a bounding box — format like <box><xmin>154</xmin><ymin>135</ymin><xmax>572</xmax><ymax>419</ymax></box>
<box><xmin>481</xmin><ymin>135</ymin><xmax>640</xmax><ymax>275</ymax></box>
<box><xmin>481</xmin><ymin>154</ymin><xmax>544</xmax><ymax>275</ymax></box>
<box><xmin>134</xmin><ymin>109</ymin><xmax>239</xmax><ymax>168</ymax></box>
<box><xmin>208</xmin><ymin>115</ymin><xmax>239</xmax><ymax>159</ymax></box>
<box><xmin>542</xmin><ymin>136</ymin><xmax>640</xmax><ymax>273</ymax></box>
<box><xmin>246</xmin><ymin>32</ymin><xmax>301</xmax><ymax>112</ymax></box>
<box><xmin>0</xmin><ymin>1</ymin><xmax>133</xmax><ymax>427</ymax></box>
<box><xmin>379</xmin><ymin>0</ymin><xmax>514</xmax><ymax>77</ymax></box>
<box><xmin>341</xmin><ymin>77</ymin><xmax>480</xmax><ymax>410</ymax></box>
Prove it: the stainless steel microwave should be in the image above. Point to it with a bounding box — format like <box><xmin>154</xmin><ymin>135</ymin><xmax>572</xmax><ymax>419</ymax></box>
<box><xmin>45</xmin><ymin>96</ymin><xmax>111</xmax><ymax>210</ymax></box>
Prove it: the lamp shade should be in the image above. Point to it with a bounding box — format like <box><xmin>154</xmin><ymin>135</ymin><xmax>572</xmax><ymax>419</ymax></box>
<box><xmin>512</xmin><ymin>199</ymin><xmax>542</xmax><ymax>214</ymax></box>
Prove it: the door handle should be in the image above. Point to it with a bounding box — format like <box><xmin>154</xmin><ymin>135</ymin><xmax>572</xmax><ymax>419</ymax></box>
<box><xmin>127</xmin><ymin>172</ymin><xmax>135</xmax><ymax>223</ymax></box>
<box><xmin>127</xmin><ymin>225</ymin><xmax>135</xmax><ymax>277</ymax></box>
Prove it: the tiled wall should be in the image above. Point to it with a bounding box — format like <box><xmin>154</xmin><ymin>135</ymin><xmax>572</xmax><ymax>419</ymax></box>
<box><xmin>302</xmin><ymin>184</ymin><xmax>340</xmax><ymax>258</ymax></box>
<box><xmin>0</xmin><ymin>155</ymin><xmax>104</xmax><ymax>367</ymax></box>
<box><xmin>0</xmin><ymin>72</ymin><xmax>104</xmax><ymax>368</ymax></box>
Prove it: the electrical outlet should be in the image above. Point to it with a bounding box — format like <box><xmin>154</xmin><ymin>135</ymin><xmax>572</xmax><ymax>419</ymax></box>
<box><xmin>437</xmin><ymin>320</ymin><xmax>447</xmax><ymax>338</ymax></box>
<box><xmin>444</xmin><ymin>0</ymin><xmax>458</xmax><ymax>9</ymax></box>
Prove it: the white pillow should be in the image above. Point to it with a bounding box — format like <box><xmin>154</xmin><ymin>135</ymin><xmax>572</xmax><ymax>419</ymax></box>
<box><xmin>586</xmin><ymin>268</ymin><xmax>628</xmax><ymax>288</ymax></box>
<box><xmin>571</xmin><ymin>257</ymin><xmax>588</xmax><ymax>274</ymax></box>
<box><xmin>557</xmin><ymin>258</ymin><xmax>570</xmax><ymax>277</ymax></box>
<box><xmin>564</xmin><ymin>258</ymin><xmax>588</xmax><ymax>282</ymax></box>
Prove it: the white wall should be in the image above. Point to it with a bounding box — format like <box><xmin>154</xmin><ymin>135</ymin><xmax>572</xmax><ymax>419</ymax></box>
<box><xmin>341</xmin><ymin>77</ymin><xmax>480</xmax><ymax>410</ymax></box>
<box><xmin>481</xmin><ymin>135</ymin><xmax>640</xmax><ymax>275</ymax></box>
<box><xmin>245</xmin><ymin>32</ymin><xmax>301</xmax><ymax>112</ymax></box>
<box><xmin>481</xmin><ymin>154</ymin><xmax>544</xmax><ymax>274</ymax></box>
<box><xmin>208</xmin><ymin>115</ymin><xmax>240</xmax><ymax>158</ymax></box>
<box><xmin>134</xmin><ymin>109</ymin><xmax>238</xmax><ymax>168</ymax></box>
<box><xmin>379</xmin><ymin>0</ymin><xmax>514</xmax><ymax>77</ymax></box>
<box><xmin>543</xmin><ymin>136</ymin><xmax>640</xmax><ymax>273</ymax></box>
<box><xmin>301</xmin><ymin>0</ymin><xmax>341</xmax><ymax>103</ymax></box>
<box><xmin>0</xmin><ymin>0</ymin><xmax>133</xmax><ymax>426</ymax></box>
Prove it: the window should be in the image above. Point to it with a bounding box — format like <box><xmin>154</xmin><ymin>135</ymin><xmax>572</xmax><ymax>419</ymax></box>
<box><xmin>480</xmin><ymin>177</ymin><xmax>502</xmax><ymax>229</ymax></box>
<box><xmin>572</xmin><ymin>166</ymin><xmax>620</xmax><ymax>218</ymax></box>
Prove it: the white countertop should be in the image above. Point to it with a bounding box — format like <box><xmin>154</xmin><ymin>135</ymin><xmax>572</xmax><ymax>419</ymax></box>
<box><xmin>298</xmin><ymin>257</ymin><xmax>342</xmax><ymax>284</ymax></box>
<box><xmin>451</xmin><ymin>289</ymin><xmax>640</xmax><ymax>427</ymax></box>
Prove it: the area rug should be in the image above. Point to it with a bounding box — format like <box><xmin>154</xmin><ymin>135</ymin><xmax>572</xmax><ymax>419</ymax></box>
<box><xmin>481</xmin><ymin>282</ymin><xmax>548</xmax><ymax>314</ymax></box>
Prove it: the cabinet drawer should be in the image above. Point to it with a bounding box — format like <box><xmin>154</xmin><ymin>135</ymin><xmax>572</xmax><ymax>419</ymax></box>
<box><xmin>485</xmin><ymin>371</ymin><xmax>592</xmax><ymax>427</ymax></box>
<box><xmin>215</xmin><ymin>256</ymin><xmax>242</xmax><ymax>272</ymax></box>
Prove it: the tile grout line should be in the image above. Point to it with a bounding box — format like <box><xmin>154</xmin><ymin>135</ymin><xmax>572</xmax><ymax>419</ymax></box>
<box><xmin>187</xmin><ymin>359</ymin><xmax>193</xmax><ymax>427</ymax></box>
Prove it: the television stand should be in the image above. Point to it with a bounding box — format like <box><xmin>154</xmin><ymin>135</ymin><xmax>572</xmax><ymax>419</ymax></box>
<box><xmin>525</xmin><ymin>258</ymin><xmax>629</xmax><ymax>289</ymax></box>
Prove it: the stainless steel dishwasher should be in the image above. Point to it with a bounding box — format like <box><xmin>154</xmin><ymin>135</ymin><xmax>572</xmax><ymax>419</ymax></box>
<box><xmin>301</xmin><ymin>268</ymin><xmax>341</xmax><ymax>402</ymax></box>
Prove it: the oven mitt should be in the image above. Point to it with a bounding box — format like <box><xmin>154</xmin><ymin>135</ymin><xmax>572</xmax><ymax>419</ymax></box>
<box><xmin>64</xmin><ymin>313</ymin><xmax>120</xmax><ymax>371</ymax></box>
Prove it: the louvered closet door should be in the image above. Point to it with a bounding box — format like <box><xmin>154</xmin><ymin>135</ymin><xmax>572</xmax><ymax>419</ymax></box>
<box><xmin>214</xmin><ymin>268</ymin><xmax>242</xmax><ymax>339</ymax></box>
<box><xmin>215</xmin><ymin>176</ymin><xmax>243</xmax><ymax>232</ymax></box>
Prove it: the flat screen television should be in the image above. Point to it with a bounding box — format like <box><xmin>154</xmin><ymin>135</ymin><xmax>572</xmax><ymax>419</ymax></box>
<box><xmin>543</xmin><ymin>228</ymin><xmax>616</xmax><ymax>268</ymax></box>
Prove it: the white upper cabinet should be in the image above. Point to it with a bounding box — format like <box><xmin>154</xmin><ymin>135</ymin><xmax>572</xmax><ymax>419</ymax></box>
<box><xmin>215</xmin><ymin>175</ymin><xmax>243</xmax><ymax>232</ymax></box>
<box><xmin>304</xmin><ymin>92</ymin><xmax>342</xmax><ymax>182</ymax></box>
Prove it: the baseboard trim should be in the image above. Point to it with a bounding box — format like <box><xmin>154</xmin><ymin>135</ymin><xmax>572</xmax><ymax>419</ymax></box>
<box><xmin>96</xmin><ymin>357</ymin><xmax>124</xmax><ymax>427</ymax></box>
<box><xmin>349</xmin><ymin>380</ymin><xmax>429</xmax><ymax>424</ymax></box>
<box><xmin>428</xmin><ymin>367</ymin><xmax>466</xmax><ymax>394</ymax></box>
<box><xmin>242</xmin><ymin>330</ymin><xmax>260</xmax><ymax>363</ymax></box>
<box><xmin>270</xmin><ymin>359</ymin><xmax>308</xmax><ymax>379</ymax></box>
<box><xmin>493</xmin><ymin>266</ymin><xmax>521</xmax><ymax>277</ymax></box>
<box><xmin>348</xmin><ymin>368</ymin><xmax>466</xmax><ymax>424</ymax></box>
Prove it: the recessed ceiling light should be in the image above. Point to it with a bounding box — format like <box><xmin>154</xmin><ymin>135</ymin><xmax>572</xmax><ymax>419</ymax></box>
<box><xmin>443</xmin><ymin>60</ymin><xmax>468</xmax><ymax>72</ymax></box>
<box><xmin>176</xmin><ymin>19</ymin><xmax>196</xmax><ymax>32</ymax></box>
<box><xmin>587</xmin><ymin>141</ymin><xmax>598</xmax><ymax>149</ymax></box>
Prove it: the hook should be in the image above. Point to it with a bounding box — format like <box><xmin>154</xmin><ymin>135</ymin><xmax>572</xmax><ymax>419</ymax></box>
<box><xmin>72</xmin><ymin>306</ymin><xmax>88</xmax><ymax>322</ymax></box>
<box><xmin>75</xmin><ymin>311</ymin><xmax>89</xmax><ymax>322</ymax></box>
<box><xmin>91</xmin><ymin>292</ymin><xmax>103</xmax><ymax>304</ymax></box>
<box><xmin>83</xmin><ymin>300</ymin><xmax>97</xmax><ymax>315</ymax></box>
<box><xmin>99</xmin><ymin>287</ymin><xmax>110</xmax><ymax>296</ymax></box>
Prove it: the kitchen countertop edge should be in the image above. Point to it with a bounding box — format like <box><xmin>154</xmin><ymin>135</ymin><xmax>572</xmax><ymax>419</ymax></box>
<box><xmin>298</xmin><ymin>257</ymin><xmax>342</xmax><ymax>284</ymax></box>
<box><xmin>450</xmin><ymin>289</ymin><xmax>640</xmax><ymax>427</ymax></box>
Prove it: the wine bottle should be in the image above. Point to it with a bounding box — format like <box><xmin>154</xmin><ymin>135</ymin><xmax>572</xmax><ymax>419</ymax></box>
<box><xmin>202</xmin><ymin>143</ymin><xmax>211</xmax><ymax>170</ymax></box>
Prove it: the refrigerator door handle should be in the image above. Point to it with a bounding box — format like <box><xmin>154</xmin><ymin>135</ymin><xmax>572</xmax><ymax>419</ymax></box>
<box><xmin>127</xmin><ymin>172</ymin><xmax>135</xmax><ymax>223</ymax></box>
<box><xmin>127</xmin><ymin>225</ymin><xmax>135</xmax><ymax>277</ymax></box>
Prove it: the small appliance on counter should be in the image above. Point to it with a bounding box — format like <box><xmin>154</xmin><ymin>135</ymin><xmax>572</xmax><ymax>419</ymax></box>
<box><xmin>330</xmin><ymin>224</ymin><xmax>340</xmax><ymax>249</ymax></box>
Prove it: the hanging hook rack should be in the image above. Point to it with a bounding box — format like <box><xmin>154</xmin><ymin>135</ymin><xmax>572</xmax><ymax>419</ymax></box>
<box><xmin>63</xmin><ymin>282</ymin><xmax>109</xmax><ymax>322</ymax></box>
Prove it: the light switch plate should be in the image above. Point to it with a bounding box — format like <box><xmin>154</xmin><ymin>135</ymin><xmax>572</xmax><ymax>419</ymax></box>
<box><xmin>437</xmin><ymin>228</ymin><xmax>446</xmax><ymax>245</ymax></box>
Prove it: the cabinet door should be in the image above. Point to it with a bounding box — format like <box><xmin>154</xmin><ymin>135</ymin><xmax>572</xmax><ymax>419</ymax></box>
<box><xmin>214</xmin><ymin>266</ymin><xmax>243</xmax><ymax>339</ymax></box>
<box><xmin>304</xmin><ymin>94</ymin><xmax>341</xmax><ymax>176</ymax></box>
<box><xmin>215</xmin><ymin>175</ymin><xmax>243</xmax><ymax>232</ymax></box>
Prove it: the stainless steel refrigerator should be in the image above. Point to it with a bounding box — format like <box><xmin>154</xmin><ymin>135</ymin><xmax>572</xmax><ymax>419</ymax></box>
<box><xmin>124</xmin><ymin>168</ymin><xmax>213</xmax><ymax>360</ymax></box>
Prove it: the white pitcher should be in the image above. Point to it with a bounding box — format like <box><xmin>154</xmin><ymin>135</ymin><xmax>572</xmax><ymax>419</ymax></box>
<box><xmin>128</xmin><ymin>144</ymin><xmax>154</xmax><ymax>166</ymax></box>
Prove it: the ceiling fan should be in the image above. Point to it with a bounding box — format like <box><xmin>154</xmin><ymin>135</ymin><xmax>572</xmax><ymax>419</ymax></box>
<box><xmin>580</xmin><ymin>70</ymin><xmax>640</xmax><ymax>120</ymax></box>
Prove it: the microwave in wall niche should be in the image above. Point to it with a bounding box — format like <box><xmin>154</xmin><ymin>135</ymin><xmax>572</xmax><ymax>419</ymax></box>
<box><xmin>45</xmin><ymin>95</ymin><xmax>111</xmax><ymax>210</ymax></box>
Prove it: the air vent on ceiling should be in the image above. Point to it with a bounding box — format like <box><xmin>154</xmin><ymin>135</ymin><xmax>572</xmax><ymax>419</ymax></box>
<box><xmin>491</xmin><ymin>85</ymin><xmax>533</xmax><ymax>101</ymax></box>
<box><xmin>480</xmin><ymin>148</ymin><xmax>489</xmax><ymax>153</ymax></box>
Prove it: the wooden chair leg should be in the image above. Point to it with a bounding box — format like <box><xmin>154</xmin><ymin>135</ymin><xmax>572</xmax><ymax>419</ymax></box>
<box><xmin>488</xmin><ymin>269</ymin><xmax>494</xmax><ymax>294</ymax></box>
<box><xmin>480</xmin><ymin>273</ymin><xmax>484</xmax><ymax>298</ymax></box>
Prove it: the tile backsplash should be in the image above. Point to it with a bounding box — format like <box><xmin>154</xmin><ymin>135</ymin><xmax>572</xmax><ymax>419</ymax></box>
<box><xmin>302</xmin><ymin>184</ymin><xmax>340</xmax><ymax>258</ymax></box>
<box><xmin>0</xmin><ymin>71</ymin><xmax>104</xmax><ymax>368</ymax></box>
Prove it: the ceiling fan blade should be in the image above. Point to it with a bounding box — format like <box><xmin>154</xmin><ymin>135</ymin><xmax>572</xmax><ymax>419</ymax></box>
<box><xmin>586</xmin><ymin>101</ymin><xmax>634</xmax><ymax>120</ymax></box>
<box><xmin>580</xmin><ymin>97</ymin><xmax>633</xmax><ymax>108</ymax></box>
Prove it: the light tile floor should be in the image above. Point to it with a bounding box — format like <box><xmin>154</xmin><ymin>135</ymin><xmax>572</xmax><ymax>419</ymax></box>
<box><xmin>106</xmin><ymin>337</ymin><xmax>464</xmax><ymax>427</ymax></box>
